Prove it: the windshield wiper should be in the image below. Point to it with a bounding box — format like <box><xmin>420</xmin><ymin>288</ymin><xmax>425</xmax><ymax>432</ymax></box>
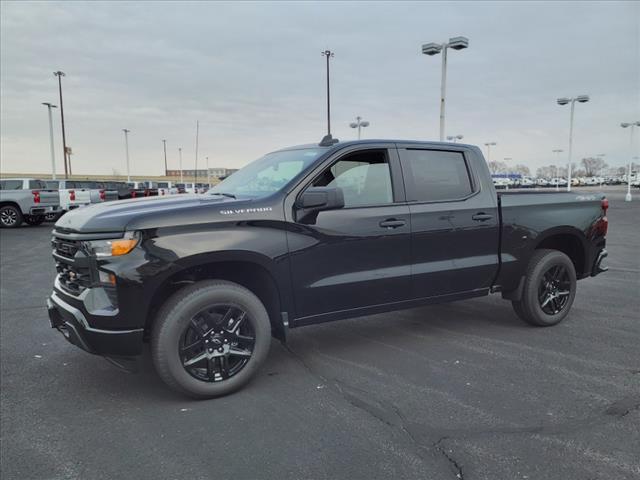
<box><xmin>209</xmin><ymin>192</ymin><xmax>236</xmax><ymax>199</ymax></box>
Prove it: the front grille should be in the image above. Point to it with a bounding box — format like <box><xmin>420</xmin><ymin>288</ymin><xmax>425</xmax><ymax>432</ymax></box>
<box><xmin>51</xmin><ymin>235</ymin><xmax>93</xmax><ymax>296</ymax></box>
<box><xmin>52</xmin><ymin>237</ymin><xmax>80</xmax><ymax>259</ymax></box>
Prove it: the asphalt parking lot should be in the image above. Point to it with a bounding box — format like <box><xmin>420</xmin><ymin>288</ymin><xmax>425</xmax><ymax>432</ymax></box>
<box><xmin>1</xmin><ymin>186</ymin><xmax>638</xmax><ymax>480</ymax></box>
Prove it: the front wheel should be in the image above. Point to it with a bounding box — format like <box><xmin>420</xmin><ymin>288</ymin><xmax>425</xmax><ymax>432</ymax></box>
<box><xmin>151</xmin><ymin>280</ymin><xmax>271</xmax><ymax>398</ymax></box>
<box><xmin>512</xmin><ymin>249</ymin><xmax>577</xmax><ymax>327</ymax></box>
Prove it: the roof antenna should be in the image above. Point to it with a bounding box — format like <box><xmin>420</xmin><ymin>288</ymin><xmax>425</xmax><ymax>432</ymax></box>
<box><xmin>319</xmin><ymin>50</ymin><xmax>339</xmax><ymax>147</ymax></box>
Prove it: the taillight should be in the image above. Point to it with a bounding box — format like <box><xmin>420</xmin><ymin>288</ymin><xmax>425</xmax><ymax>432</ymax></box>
<box><xmin>99</xmin><ymin>189</ymin><xmax>106</xmax><ymax>201</ymax></box>
<box><xmin>32</xmin><ymin>190</ymin><xmax>40</xmax><ymax>203</ymax></box>
<box><xmin>69</xmin><ymin>190</ymin><xmax>76</xmax><ymax>201</ymax></box>
<box><xmin>132</xmin><ymin>191</ymin><xmax>137</xmax><ymax>198</ymax></box>
<box><xmin>601</xmin><ymin>198</ymin><xmax>609</xmax><ymax>213</ymax></box>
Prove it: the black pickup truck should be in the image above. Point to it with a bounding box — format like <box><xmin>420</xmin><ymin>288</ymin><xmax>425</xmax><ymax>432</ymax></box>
<box><xmin>47</xmin><ymin>140</ymin><xmax>609</xmax><ymax>398</ymax></box>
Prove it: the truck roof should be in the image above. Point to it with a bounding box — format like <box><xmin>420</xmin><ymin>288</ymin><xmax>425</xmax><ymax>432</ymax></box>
<box><xmin>275</xmin><ymin>139</ymin><xmax>473</xmax><ymax>153</ymax></box>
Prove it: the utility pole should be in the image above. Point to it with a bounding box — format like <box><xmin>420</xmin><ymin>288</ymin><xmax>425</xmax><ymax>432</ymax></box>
<box><xmin>206</xmin><ymin>156</ymin><xmax>210</xmax><ymax>187</ymax></box>
<box><xmin>162</xmin><ymin>139</ymin><xmax>168</xmax><ymax>176</ymax></box>
<box><xmin>321</xmin><ymin>50</ymin><xmax>336</xmax><ymax>144</ymax></box>
<box><xmin>194</xmin><ymin>120</ymin><xmax>199</xmax><ymax>185</ymax></box>
<box><xmin>53</xmin><ymin>71</ymin><xmax>69</xmax><ymax>178</ymax></box>
<box><xmin>179</xmin><ymin>147</ymin><xmax>183</xmax><ymax>183</ymax></box>
<box><xmin>42</xmin><ymin>103</ymin><xmax>58</xmax><ymax>179</ymax></box>
<box><xmin>123</xmin><ymin>129</ymin><xmax>131</xmax><ymax>182</ymax></box>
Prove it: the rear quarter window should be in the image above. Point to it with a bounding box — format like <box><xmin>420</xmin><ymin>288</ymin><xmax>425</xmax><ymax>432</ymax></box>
<box><xmin>401</xmin><ymin>149</ymin><xmax>473</xmax><ymax>202</ymax></box>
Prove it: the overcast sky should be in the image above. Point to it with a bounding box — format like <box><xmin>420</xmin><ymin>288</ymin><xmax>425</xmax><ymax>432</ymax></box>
<box><xmin>1</xmin><ymin>1</ymin><xmax>638</xmax><ymax>176</ymax></box>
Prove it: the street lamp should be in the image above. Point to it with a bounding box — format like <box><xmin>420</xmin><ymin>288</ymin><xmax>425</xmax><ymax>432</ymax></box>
<box><xmin>446</xmin><ymin>134</ymin><xmax>464</xmax><ymax>143</ymax></box>
<box><xmin>422</xmin><ymin>36</ymin><xmax>469</xmax><ymax>141</ymax></box>
<box><xmin>42</xmin><ymin>103</ymin><xmax>58</xmax><ymax>179</ymax></box>
<box><xmin>122</xmin><ymin>129</ymin><xmax>131</xmax><ymax>182</ymax></box>
<box><xmin>349</xmin><ymin>116</ymin><xmax>370</xmax><ymax>140</ymax></box>
<box><xmin>596</xmin><ymin>153</ymin><xmax>606</xmax><ymax>187</ymax></box>
<box><xmin>557</xmin><ymin>94</ymin><xmax>590</xmax><ymax>192</ymax></box>
<box><xmin>53</xmin><ymin>71</ymin><xmax>69</xmax><ymax>178</ymax></box>
<box><xmin>620</xmin><ymin>121</ymin><xmax>640</xmax><ymax>202</ymax></box>
<box><xmin>162</xmin><ymin>139</ymin><xmax>168</xmax><ymax>176</ymax></box>
<box><xmin>320</xmin><ymin>50</ymin><xmax>338</xmax><ymax>145</ymax></box>
<box><xmin>178</xmin><ymin>147</ymin><xmax>183</xmax><ymax>183</ymax></box>
<box><xmin>206</xmin><ymin>156</ymin><xmax>210</xmax><ymax>188</ymax></box>
<box><xmin>552</xmin><ymin>149</ymin><xmax>564</xmax><ymax>191</ymax></box>
<box><xmin>484</xmin><ymin>142</ymin><xmax>496</xmax><ymax>162</ymax></box>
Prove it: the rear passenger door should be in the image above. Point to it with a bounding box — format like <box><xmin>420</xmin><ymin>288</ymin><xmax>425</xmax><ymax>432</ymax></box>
<box><xmin>397</xmin><ymin>145</ymin><xmax>499</xmax><ymax>298</ymax></box>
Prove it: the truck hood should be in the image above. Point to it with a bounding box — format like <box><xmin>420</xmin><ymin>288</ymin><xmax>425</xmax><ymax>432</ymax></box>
<box><xmin>55</xmin><ymin>194</ymin><xmax>250</xmax><ymax>233</ymax></box>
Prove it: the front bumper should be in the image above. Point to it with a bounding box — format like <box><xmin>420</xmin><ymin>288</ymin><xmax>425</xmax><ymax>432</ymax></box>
<box><xmin>47</xmin><ymin>291</ymin><xmax>144</xmax><ymax>356</ymax></box>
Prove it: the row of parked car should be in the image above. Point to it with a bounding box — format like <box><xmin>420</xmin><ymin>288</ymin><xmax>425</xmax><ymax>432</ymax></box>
<box><xmin>492</xmin><ymin>175</ymin><xmax>639</xmax><ymax>189</ymax></box>
<box><xmin>0</xmin><ymin>178</ymin><xmax>211</xmax><ymax>228</ymax></box>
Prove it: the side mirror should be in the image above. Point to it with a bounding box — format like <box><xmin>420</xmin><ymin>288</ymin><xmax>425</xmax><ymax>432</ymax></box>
<box><xmin>295</xmin><ymin>187</ymin><xmax>344</xmax><ymax>224</ymax></box>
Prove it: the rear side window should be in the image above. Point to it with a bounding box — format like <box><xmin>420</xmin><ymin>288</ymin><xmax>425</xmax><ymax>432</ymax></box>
<box><xmin>0</xmin><ymin>180</ymin><xmax>24</xmax><ymax>190</ymax></box>
<box><xmin>401</xmin><ymin>149</ymin><xmax>473</xmax><ymax>202</ymax></box>
<box><xmin>29</xmin><ymin>180</ymin><xmax>47</xmax><ymax>189</ymax></box>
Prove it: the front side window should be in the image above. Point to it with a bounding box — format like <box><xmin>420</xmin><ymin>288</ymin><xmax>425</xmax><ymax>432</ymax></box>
<box><xmin>208</xmin><ymin>148</ymin><xmax>325</xmax><ymax>199</ymax></box>
<box><xmin>312</xmin><ymin>150</ymin><xmax>393</xmax><ymax>207</ymax></box>
<box><xmin>402</xmin><ymin>149</ymin><xmax>473</xmax><ymax>202</ymax></box>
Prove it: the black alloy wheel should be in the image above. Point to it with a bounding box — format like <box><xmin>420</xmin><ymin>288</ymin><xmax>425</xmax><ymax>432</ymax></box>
<box><xmin>180</xmin><ymin>305</ymin><xmax>256</xmax><ymax>382</ymax></box>
<box><xmin>538</xmin><ymin>264</ymin><xmax>572</xmax><ymax>315</ymax></box>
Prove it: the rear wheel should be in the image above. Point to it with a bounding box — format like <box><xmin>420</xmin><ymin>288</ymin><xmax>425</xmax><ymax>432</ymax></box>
<box><xmin>512</xmin><ymin>249</ymin><xmax>577</xmax><ymax>326</ymax></box>
<box><xmin>24</xmin><ymin>215</ymin><xmax>45</xmax><ymax>226</ymax></box>
<box><xmin>0</xmin><ymin>205</ymin><xmax>23</xmax><ymax>228</ymax></box>
<box><xmin>151</xmin><ymin>280</ymin><xmax>271</xmax><ymax>398</ymax></box>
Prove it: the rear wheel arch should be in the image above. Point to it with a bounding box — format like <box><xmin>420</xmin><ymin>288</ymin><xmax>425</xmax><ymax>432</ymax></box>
<box><xmin>534</xmin><ymin>230</ymin><xmax>587</xmax><ymax>278</ymax></box>
<box><xmin>144</xmin><ymin>259</ymin><xmax>286</xmax><ymax>341</ymax></box>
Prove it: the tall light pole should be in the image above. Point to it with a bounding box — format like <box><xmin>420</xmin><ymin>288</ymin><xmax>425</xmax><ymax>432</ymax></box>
<box><xmin>194</xmin><ymin>120</ymin><xmax>199</xmax><ymax>185</ymax></box>
<box><xmin>349</xmin><ymin>116</ymin><xmax>370</xmax><ymax>140</ymax></box>
<box><xmin>162</xmin><ymin>139</ymin><xmax>168</xmax><ymax>176</ymax></box>
<box><xmin>552</xmin><ymin>149</ymin><xmax>564</xmax><ymax>191</ymax></box>
<box><xmin>557</xmin><ymin>95</ymin><xmax>590</xmax><ymax>192</ymax></box>
<box><xmin>42</xmin><ymin>102</ymin><xmax>58</xmax><ymax>179</ymax></box>
<box><xmin>484</xmin><ymin>142</ymin><xmax>496</xmax><ymax>162</ymax></box>
<box><xmin>596</xmin><ymin>153</ymin><xmax>606</xmax><ymax>187</ymax></box>
<box><xmin>321</xmin><ymin>50</ymin><xmax>337</xmax><ymax>145</ymax></box>
<box><xmin>621</xmin><ymin>121</ymin><xmax>640</xmax><ymax>202</ymax></box>
<box><xmin>447</xmin><ymin>134</ymin><xmax>464</xmax><ymax>143</ymax></box>
<box><xmin>422</xmin><ymin>36</ymin><xmax>469</xmax><ymax>141</ymax></box>
<box><xmin>178</xmin><ymin>147</ymin><xmax>183</xmax><ymax>183</ymax></box>
<box><xmin>122</xmin><ymin>129</ymin><xmax>131</xmax><ymax>182</ymax></box>
<box><xmin>206</xmin><ymin>156</ymin><xmax>210</xmax><ymax>187</ymax></box>
<box><xmin>53</xmin><ymin>71</ymin><xmax>69</xmax><ymax>178</ymax></box>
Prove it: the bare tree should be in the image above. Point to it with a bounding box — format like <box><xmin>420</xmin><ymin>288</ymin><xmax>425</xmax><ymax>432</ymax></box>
<box><xmin>488</xmin><ymin>160</ymin><xmax>507</xmax><ymax>174</ymax></box>
<box><xmin>513</xmin><ymin>164</ymin><xmax>530</xmax><ymax>176</ymax></box>
<box><xmin>581</xmin><ymin>157</ymin><xmax>607</xmax><ymax>177</ymax></box>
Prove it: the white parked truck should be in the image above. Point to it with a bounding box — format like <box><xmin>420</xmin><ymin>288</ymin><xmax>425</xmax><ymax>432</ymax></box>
<box><xmin>0</xmin><ymin>178</ymin><xmax>62</xmax><ymax>228</ymax></box>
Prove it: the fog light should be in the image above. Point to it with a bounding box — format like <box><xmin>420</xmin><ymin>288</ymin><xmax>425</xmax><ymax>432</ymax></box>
<box><xmin>99</xmin><ymin>270</ymin><xmax>116</xmax><ymax>285</ymax></box>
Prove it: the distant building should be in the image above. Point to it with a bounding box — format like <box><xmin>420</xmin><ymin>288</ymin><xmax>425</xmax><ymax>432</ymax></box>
<box><xmin>166</xmin><ymin>168</ymin><xmax>239</xmax><ymax>178</ymax></box>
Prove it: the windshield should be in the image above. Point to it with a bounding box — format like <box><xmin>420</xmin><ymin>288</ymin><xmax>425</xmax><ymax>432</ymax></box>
<box><xmin>208</xmin><ymin>148</ymin><xmax>324</xmax><ymax>199</ymax></box>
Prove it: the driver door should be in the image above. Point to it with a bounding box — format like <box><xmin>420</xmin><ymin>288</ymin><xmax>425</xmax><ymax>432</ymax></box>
<box><xmin>286</xmin><ymin>145</ymin><xmax>412</xmax><ymax>324</ymax></box>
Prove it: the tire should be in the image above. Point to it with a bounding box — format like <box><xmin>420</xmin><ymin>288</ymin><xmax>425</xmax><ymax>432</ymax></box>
<box><xmin>512</xmin><ymin>249</ymin><xmax>577</xmax><ymax>327</ymax></box>
<box><xmin>151</xmin><ymin>280</ymin><xmax>271</xmax><ymax>399</ymax></box>
<box><xmin>45</xmin><ymin>212</ymin><xmax>61</xmax><ymax>222</ymax></box>
<box><xmin>24</xmin><ymin>215</ymin><xmax>45</xmax><ymax>226</ymax></box>
<box><xmin>0</xmin><ymin>205</ymin><xmax>23</xmax><ymax>228</ymax></box>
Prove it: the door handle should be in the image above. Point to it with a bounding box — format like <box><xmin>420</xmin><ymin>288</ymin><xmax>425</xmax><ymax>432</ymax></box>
<box><xmin>472</xmin><ymin>213</ymin><xmax>493</xmax><ymax>222</ymax></box>
<box><xmin>379</xmin><ymin>218</ymin><xmax>406</xmax><ymax>229</ymax></box>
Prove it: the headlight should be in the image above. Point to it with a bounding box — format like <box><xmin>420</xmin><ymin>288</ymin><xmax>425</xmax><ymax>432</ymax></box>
<box><xmin>83</xmin><ymin>231</ymin><xmax>140</xmax><ymax>257</ymax></box>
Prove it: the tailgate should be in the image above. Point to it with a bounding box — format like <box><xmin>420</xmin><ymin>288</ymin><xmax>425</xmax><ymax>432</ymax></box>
<box><xmin>37</xmin><ymin>190</ymin><xmax>60</xmax><ymax>206</ymax></box>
